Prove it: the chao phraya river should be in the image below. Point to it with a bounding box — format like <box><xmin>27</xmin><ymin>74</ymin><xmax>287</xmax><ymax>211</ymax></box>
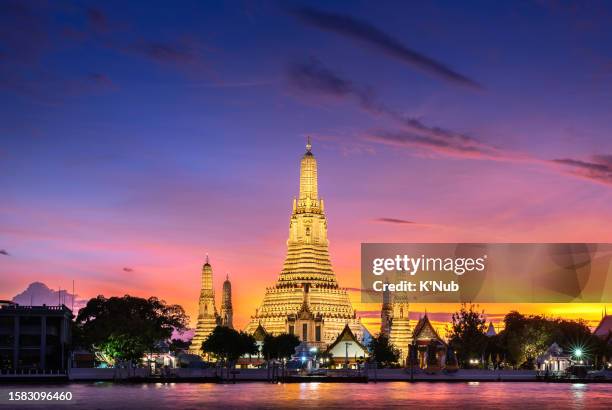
<box><xmin>1</xmin><ymin>382</ymin><xmax>610</xmax><ymax>409</ymax></box>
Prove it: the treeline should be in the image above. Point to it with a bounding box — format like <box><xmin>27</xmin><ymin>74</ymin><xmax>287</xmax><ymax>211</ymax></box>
<box><xmin>70</xmin><ymin>295</ymin><xmax>610</xmax><ymax>371</ymax></box>
<box><xmin>201</xmin><ymin>326</ymin><xmax>300</xmax><ymax>366</ymax></box>
<box><xmin>448</xmin><ymin>304</ymin><xmax>611</xmax><ymax>369</ymax></box>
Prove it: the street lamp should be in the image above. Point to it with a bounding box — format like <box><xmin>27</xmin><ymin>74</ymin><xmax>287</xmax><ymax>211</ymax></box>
<box><xmin>572</xmin><ymin>347</ymin><xmax>586</xmax><ymax>366</ymax></box>
<box><xmin>345</xmin><ymin>342</ymin><xmax>349</xmax><ymax>369</ymax></box>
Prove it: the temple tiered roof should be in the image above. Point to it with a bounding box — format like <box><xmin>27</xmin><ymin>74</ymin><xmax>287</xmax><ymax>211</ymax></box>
<box><xmin>594</xmin><ymin>315</ymin><xmax>612</xmax><ymax>339</ymax></box>
<box><xmin>413</xmin><ymin>314</ymin><xmax>446</xmax><ymax>346</ymax></box>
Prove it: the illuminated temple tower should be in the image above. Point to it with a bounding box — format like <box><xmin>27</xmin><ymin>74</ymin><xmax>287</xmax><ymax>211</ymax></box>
<box><xmin>189</xmin><ymin>256</ymin><xmax>220</xmax><ymax>354</ymax></box>
<box><xmin>220</xmin><ymin>274</ymin><xmax>233</xmax><ymax>329</ymax></box>
<box><xmin>388</xmin><ymin>290</ymin><xmax>411</xmax><ymax>364</ymax></box>
<box><xmin>380</xmin><ymin>283</ymin><xmax>392</xmax><ymax>337</ymax></box>
<box><xmin>245</xmin><ymin>138</ymin><xmax>362</xmax><ymax>347</ymax></box>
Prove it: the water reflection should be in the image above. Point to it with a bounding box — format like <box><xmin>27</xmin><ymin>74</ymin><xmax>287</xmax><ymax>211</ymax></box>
<box><xmin>0</xmin><ymin>382</ymin><xmax>609</xmax><ymax>409</ymax></box>
<box><xmin>571</xmin><ymin>383</ymin><xmax>588</xmax><ymax>401</ymax></box>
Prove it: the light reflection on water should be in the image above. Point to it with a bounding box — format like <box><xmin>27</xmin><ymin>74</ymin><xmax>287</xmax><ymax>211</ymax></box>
<box><xmin>572</xmin><ymin>383</ymin><xmax>588</xmax><ymax>401</ymax></box>
<box><xmin>0</xmin><ymin>382</ymin><xmax>610</xmax><ymax>409</ymax></box>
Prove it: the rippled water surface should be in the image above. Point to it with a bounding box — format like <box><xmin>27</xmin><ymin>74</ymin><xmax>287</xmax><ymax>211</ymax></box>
<box><xmin>1</xmin><ymin>382</ymin><xmax>611</xmax><ymax>409</ymax></box>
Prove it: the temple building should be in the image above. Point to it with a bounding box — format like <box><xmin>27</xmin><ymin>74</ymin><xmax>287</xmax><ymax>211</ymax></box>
<box><xmin>486</xmin><ymin>321</ymin><xmax>497</xmax><ymax>337</ymax></box>
<box><xmin>536</xmin><ymin>342</ymin><xmax>572</xmax><ymax>375</ymax></box>
<box><xmin>237</xmin><ymin>323</ymin><xmax>267</xmax><ymax>368</ymax></box>
<box><xmin>409</xmin><ymin>313</ymin><xmax>447</xmax><ymax>369</ymax></box>
<box><xmin>326</xmin><ymin>324</ymin><xmax>368</xmax><ymax>369</ymax></box>
<box><xmin>380</xmin><ymin>283</ymin><xmax>392</xmax><ymax>338</ymax></box>
<box><xmin>189</xmin><ymin>256</ymin><xmax>220</xmax><ymax>354</ymax></box>
<box><xmin>388</xmin><ymin>290</ymin><xmax>411</xmax><ymax>364</ymax></box>
<box><xmin>220</xmin><ymin>274</ymin><xmax>233</xmax><ymax>329</ymax></box>
<box><xmin>245</xmin><ymin>139</ymin><xmax>363</xmax><ymax>347</ymax></box>
<box><xmin>594</xmin><ymin>312</ymin><xmax>612</xmax><ymax>342</ymax></box>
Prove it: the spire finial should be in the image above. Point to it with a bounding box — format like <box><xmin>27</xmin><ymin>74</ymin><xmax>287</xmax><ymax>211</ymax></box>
<box><xmin>306</xmin><ymin>136</ymin><xmax>312</xmax><ymax>152</ymax></box>
<box><xmin>205</xmin><ymin>253</ymin><xmax>209</xmax><ymax>265</ymax></box>
<box><xmin>226</xmin><ymin>273</ymin><xmax>229</xmax><ymax>281</ymax></box>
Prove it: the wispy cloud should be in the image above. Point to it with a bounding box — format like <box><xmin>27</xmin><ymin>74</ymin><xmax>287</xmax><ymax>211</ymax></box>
<box><xmin>287</xmin><ymin>57</ymin><xmax>359</xmax><ymax>99</ymax></box>
<box><xmin>129</xmin><ymin>41</ymin><xmax>203</xmax><ymax>65</ymax></box>
<box><xmin>123</xmin><ymin>267</ymin><xmax>134</xmax><ymax>273</ymax></box>
<box><xmin>0</xmin><ymin>0</ymin><xmax>51</xmax><ymax>64</ymax></box>
<box><xmin>287</xmin><ymin>57</ymin><xmax>612</xmax><ymax>188</ymax></box>
<box><xmin>0</xmin><ymin>249</ymin><xmax>9</xmax><ymax>256</ymax></box>
<box><xmin>0</xmin><ymin>3</ymin><xmax>119</xmax><ymax>102</ymax></box>
<box><xmin>0</xmin><ymin>2</ymin><xmax>213</xmax><ymax>101</ymax></box>
<box><xmin>188</xmin><ymin>79</ymin><xmax>276</xmax><ymax>88</ymax></box>
<box><xmin>87</xmin><ymin>72</ymin><xmax>116</xmax><ymax>89</ymax></box>
<box><xmin>365</xmin><ymin>131</ymin><xmax>503</xmax><ymax>160</ymax></box>
<box><xmin>287</xmin><ymin>58</ymin><xmax>505</xmax><ymax>160</ymax></box>
<box><xmin>80</xmin><ymin>6</ymin><xmax>210</xmax><ymax>70</ymax></box>
<box><xmin>288</xmin><ymin>6</ymin><xmax>482</xmax><ymax>89</ymax></box>
<box><xmin>86</xmin><ymin>7</ymin><xmax>111</xmax><ymax>33</ymax></box>
<box><xmin>374</xmin><ymin>218</ymin><xmax>415</xmax><ymax>225</ymax></box>
<box><xmin>551</xmin><ymin>155</ymin><xmax>612</xmax><ymax>185</ymax></box>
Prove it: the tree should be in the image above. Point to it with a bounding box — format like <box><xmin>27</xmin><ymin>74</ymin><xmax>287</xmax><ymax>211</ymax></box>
<box><xmin>448</xmin><ymin>303</ymin><xmax>487</xmax><ymax>368</ymax></box>
<box><xmin>261</xmin><ymin>334</ymin><xmax>276</xmax><ymax>361</ymax></box>
<box><xmin>202</xmin><ymin>326</ymin><xmax>258</xmax><ymax>368</ymax></box>
<box><xmin>169</xmin><ymin>338</ymin><xmax>191</xmax><ymax>353</ymax></box>
<box><xmin>444</xmin><ymin>347</ymin><xmax>459</xmax><ymax>371</ymax></box>
<box><xmin>520</xmin><ymin>315</ymin><xmax>558</xmax><ymax>368</ymax></box>
<box><xmin>275</xmin><ymin>334</ymin><xmax>300</xmax><ymax>360</ymax></box>
<box><xmin>98</xmin><ymin>334</ymin><xmax>147</xmax><ymax>365</ymax></box>
<box><xmin>484</xmin><ymin>333</ymin><xmax>503</xmax><ymax>369</ymax></box>
<box><xmin>499</xmin><ymin>312</ymin><xmax>561</xmax><ymax>368</ymax></box>
<box><xmin>590</xmin><ymin>334</ymin><xmax>612</xmax><ymax>369</ymax></box>
<box><xmin>555</xmin><ymin>318</ymin><xmax>595</xmax><ymax>361</ymax></box>
<box><xmin>499</xmin><ymin>311</ymin><xmax>527</xmax><ymax>367</ymax></box>
<box><xmin>499</xmin><ymin>312</ymin><xmax>597</xmax><ymax>368</ymax></box>
<box><xmin>368</xmin><ymin>334</ymin><xmax>399</xmax><ymax>367</ymax></box>
<box><xmin>239</xmin><ymin>331</ymin><xmax>259</xmax><ymax>360</ymax></box>
<box><xmin>75</xmin><ymin>295</ymin><xmax>188</xmax><ymax>366</ymax></box>
<box><xmin>261</xmin><ymin>333</ymin><xmax>300</xmax><ymax>361</ymax></box>
<box><xmin>260</xmin><ymin>333</ymin><xmax>299</xmax><ymax>379</ymax></box>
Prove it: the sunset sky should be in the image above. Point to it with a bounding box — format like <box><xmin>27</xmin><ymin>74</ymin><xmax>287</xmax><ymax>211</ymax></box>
<box><xmin>1</xmin><ymin>1</ymin><xmax>611</xmax><ymax>335</ymax></box>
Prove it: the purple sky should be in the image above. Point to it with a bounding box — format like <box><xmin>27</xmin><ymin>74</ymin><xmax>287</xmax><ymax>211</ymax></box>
<box><xmin>1</xmin><ymin>1</ymin><xmax>611</xmax><ymax>331</ymax></box>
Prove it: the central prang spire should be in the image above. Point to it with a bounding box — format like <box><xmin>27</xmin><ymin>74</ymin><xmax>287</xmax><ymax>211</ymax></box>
<box><xmin>298</xmin><ymin>136</ymin><xmax>318</xmax><ymax>202</ymax></box>
<box><xmin>280</xmin><ymin>137</ymin><xmax>335</xmax><ymax>286</ymax></box>
<box><xmin>245</xmin><ymin>141</ymin><xmax>362</xmax><ymax>345</ymax></box>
